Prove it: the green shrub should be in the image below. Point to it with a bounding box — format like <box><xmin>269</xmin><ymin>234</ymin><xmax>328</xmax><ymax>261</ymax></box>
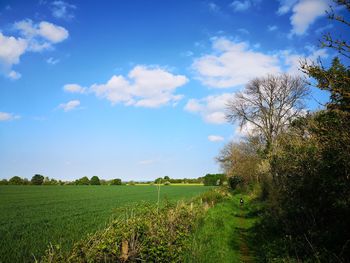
<box><xmin>228</xmin><ymin>176</ymin><xmax>243</xmax><ymax>190</ymax></box>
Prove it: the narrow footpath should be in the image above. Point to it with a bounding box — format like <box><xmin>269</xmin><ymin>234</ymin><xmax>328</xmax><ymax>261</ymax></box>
<box><xmin>187</xmin><ymin>192</ymin><xmax>259</xmax><ymax>263</ymax></box>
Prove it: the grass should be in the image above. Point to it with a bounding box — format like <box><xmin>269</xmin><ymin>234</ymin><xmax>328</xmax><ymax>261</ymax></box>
<box><xmin>186</xmin><ymin>190</ymin><xmax>261</xmax><ymax>263</ymax></box>
<box><xmin>0</xmin><ymin>185</ymin><xmax>211</xmax><ymax>263</ymax></box>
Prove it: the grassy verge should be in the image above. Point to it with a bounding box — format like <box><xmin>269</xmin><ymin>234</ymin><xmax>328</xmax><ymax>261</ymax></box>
<box><xmin>186</xmin><ymin>188</ymin><xmax>262</xmax><ymax>263</ymax></box>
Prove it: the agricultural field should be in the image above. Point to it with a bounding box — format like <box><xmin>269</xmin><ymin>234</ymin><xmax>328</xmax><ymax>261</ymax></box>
<box><xmin>0</xmin><ymin>185</ymin><xmax>211</xmax><ymax>263</ymax></box>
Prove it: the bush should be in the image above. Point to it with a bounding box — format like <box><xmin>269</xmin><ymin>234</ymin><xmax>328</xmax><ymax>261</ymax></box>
<box><xmin>110</xmin><ymin>179</ymin><xmax>122</xmax><ymax>185</ymax></box>
<box><xmin>163</xmin><ymin>181</ymin><xmax>171</xmax><ymax>186</ymax></box>
<box><xmin>0</xmin><ymin>179</ymin><xmax>8</xmax><ymax>185</ymax></box>
<box><xmin>263</xmin><ymin>110</ymin><xmax>350</xmax><ymax>262</ymax></box>
<box><xmin>9</xmin><ymin>176</ymin><xmax>24</xmax><ymax>185</ymax></box>
<box><xmin>228</xmin><ymin>176</ymin><xmax>243</xmax><ymax>190</ymax></box>
<box><xmin>90</xmin><ymin>176</ymin><xmax>101</xmax><ymax>185</ymax></box>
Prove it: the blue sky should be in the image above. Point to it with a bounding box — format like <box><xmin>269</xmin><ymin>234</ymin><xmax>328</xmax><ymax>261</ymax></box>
<box><xmin>0</xmin><ymin>0</ymin><xmax>347</xmax><ymax>181</ymax></box>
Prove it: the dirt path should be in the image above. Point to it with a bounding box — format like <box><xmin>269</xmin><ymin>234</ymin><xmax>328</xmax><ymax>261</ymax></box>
<box><xmin>238</xmin><ymin>206</ymin><xmax>254</xmax><ymax>263</ymax></box>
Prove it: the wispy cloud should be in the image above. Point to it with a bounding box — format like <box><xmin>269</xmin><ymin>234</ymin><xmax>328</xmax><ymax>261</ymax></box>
<box><xmin>58</xmin><ymin>100</ymin><xmax>80</xmax><ymax>112</ymax></box>
<box><xmin>46</xmin><ymin>57</ymin><xmax>60</xmax><ymax>65</ymax></box>
<box><xmin>268</xmin><ymin>25</ymin><xmax>278</xmax><ymax>31</ymax></box>
<box><xmin>208</xmin><ymin>135</ymin><xmax>224</xmax><ymax>142</ymax></box>
<box><xmin>230</xmin><ymin>0</ymin><xmax>251</xmax><ymax>11</ymax></box>
<box><xmin>51</xmin><ymin>1</ymin><xmax>76</xmax><ymax>20</ymax></box>
<box><xmin>139</xmin><ymin>159</ymin><xmax>157</xmax><ymax>165</ymax></box>
<box><xmin>0</xmin><ymin>112</ymin><xmax>20</xmax><ymax>121</ymax></box>
<box><xmin>63</xmin><ymin>84</ymin><xmax>87</xmax><ymax>94</ymax></box>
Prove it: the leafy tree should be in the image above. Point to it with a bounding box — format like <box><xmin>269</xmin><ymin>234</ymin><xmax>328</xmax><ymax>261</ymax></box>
<box><xmin>163</xmin><ymin>176</ymin><xmax>170</xmax><ymax>180</ymax></box>
<box><xmin>217</xmin><ymin>138</ymin><xmax>262</xmax><ymax>184</ymax></box>
<box><xmin>76</xmin><ymin>176</ymin><xmax>90</xmax><ymax>185</ymax></box>
<box><xmin>226</xmin><ymin>74</ymin><xmax>308</xmax><ymax>150</ymax></box>
<box><xmin>154</xmin><ymin>178</ymin><xmax>162</xmax><ymax>184</ymax></box>
<box><xmin>9</xmin><ymin>176</ymin><xmax>23</xmax><ymax>185</ymax></box>
<box><xmin>90</xmin><ymin>176</ymin><xmax>101</xmax><ymax>185</ymax></box>
<box><xmin>267</xmin><ymin>110</ymin><xmax>350</xmax><ymax>261</ymax></box>
<box><xmin>110</xmin><ymin>178</ymin><xmax>122</xmax><ymax>185</ymax></box>
<box><xmin>0</xmin><ymin>179</ymin><xmax>8</xmax><ymax>185</ymax></box>
<box><xmin>31</xmin><ymin>174</ymin><xmax>44</xmax><ymax>185</ymax></box>
<box><xmin>203</xmin><ymin>174</ymin><xmax>225</xmax><ymax>186</ymax></box>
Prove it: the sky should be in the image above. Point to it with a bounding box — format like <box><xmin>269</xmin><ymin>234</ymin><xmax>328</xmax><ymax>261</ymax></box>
<box><xmin>0</xmin><ymin>0</ymin><xmax>348</xmax><ymax>181</ymax></box>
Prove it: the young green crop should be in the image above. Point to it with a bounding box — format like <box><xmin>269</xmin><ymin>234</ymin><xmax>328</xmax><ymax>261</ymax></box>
<box><xmin>0</xmin><ymin>185</ymin><xmax>211</xmax><ymax>262</ymax></box>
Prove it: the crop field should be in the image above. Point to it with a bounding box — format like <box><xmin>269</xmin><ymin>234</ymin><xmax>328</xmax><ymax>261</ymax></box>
<box><xmin>0</xmin><ymin>185</ymin><xmax>211</xmax><ymax>262</ymax></box>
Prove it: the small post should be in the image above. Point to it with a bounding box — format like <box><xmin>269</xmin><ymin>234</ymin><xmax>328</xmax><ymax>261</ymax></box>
<box><xmin>157</xmin><ymin>178</ymin><xmax>161</xmax><ymax>213</ymax></box>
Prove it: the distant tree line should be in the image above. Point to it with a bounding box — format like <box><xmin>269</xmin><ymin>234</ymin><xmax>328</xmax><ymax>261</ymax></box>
<box><xmin>153</xmin><ymin>175</ymin><xmax>205</xmax><ymax>185</ymax></box>
<box><xmin>0</xmin><ymin>175</ymin><xmax>123</xmax><ymax>186</ymax></box>
<box><xmin>0</xmin><ymin>175</ymin><xmax>221</xmax><ymax>186</ymax></box>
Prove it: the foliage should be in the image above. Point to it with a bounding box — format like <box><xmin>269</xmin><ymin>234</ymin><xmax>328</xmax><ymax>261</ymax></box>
<box><xmin>75</xmin><ymin>176</ymin><xmax>90</xmax><ymax>185</ymax></box>
<box><xmin>110</xmin><ymin>178</ymin><xmax>122</xmax><ymax>185</ymax></box>
<box><xmin>0</xmin><ymin>185</ymin><xmax>211</xmax><ymax>262</ymax></box>
<box><xmin>302</xmin><ymin>57</ymin><xmax>350</xmax><ymax>112</ymax></box>
<box><xmin>0</xmin><ymin>179</ymin><xmax>8</xmax><ymax>185</ymax></box>
<box><xmin>217</xmin><ymin>138</ymin><xmax>262</xmax><ymax>187</ymax></box>
<box><xmin>40</xmin><ymin>189</ymin><xmax>226</xmax><ymax>263</ymax></box>
<box><xmin>163</xmin><ymin>181</ymin><xmax>171</xmax><ymax>185</ymax></box>
<box><xmin>31</xmin><ymin>174</ymin><xmax>45</xmax><ymax>185</ymax></box>
<box><xmin>228</xmin><ymin>176</ymin><xmax>243</xmax><ymax>190</ymax></box>
<box><xmin>203</xmin><ymin>173</ymin><xmax>226</xmax><ymax>186</ymax></box>
<box><xmin>262</xmin><ymin>110</ymin><xmax>350</xmax><ymax>261</ymax></box>
<box><xmin>8</xmin><ymin>176</ymin><xmax>24</xmax><ymax>185</ymax></box>
<box><xmin>90</xmin><ymin>176</ymin><xmax>101</xmax><ymax>185</ymax></box>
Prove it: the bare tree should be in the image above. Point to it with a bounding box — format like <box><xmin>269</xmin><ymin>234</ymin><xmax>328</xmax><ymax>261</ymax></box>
<box><xmin>226</xmin><ymin>74</ymin><xmax>309</xmax><ymax>149</ymax></box>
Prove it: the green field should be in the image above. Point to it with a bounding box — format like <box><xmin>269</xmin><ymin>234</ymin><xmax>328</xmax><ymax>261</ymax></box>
<box><xmin>0</xmin><ymin>185</ymin><xmax>211</xmax><ymax>263</ymax></box>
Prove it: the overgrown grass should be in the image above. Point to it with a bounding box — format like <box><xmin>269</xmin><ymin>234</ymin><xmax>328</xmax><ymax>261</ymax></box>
<box><xmin>185</xmin><ymin>188</ymin><xmax>262</xmax><ymax>263</ymax></box>
<box><xmin>0</xmin><ymin>185</ymin><xmax>212</xmax><ymax>263</ymax></box>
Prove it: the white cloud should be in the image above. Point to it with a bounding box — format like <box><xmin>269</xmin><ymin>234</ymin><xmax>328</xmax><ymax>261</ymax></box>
<box><xmin>192</xmin><ymin>37</ymin><xmax>281</xmax><ymax>88</ymax></box>
<box><xmin>0</xmin><ymin>112</ymin><xmax>20</xmax><ymax>121</ymax></box>
<box><xmin>46</xmin><ymin>57</ymin><xmax>60</xmax><ymax>65</ymax></box>
<box><xmin>37</xmin><ymin>21</ymin><xmax>69</xmax><ymax>43</ymax></box>
<box><xmin>63</xmin><ymin>84</ymin><xmax>86</xmax><ymax>94</ymax></box>
<box><xmin>290</xmin><ymin>0</ymin><xmax>330</xmax><ymax>36</ymax></box>
<box><xmin>0</xmin><ymin>20</ymin><xmax>68</xmax><ymax>79</ymax></box>
<box><xmin>0</xmin><ymin>32</ymin><xmax>27</xmax><ymax>69</ymax></box>
<box><xmin>51</xmin><ymin>1</ymin><xmax>76</xmax><ymax>20</ymax></box>
<box><xmin>184</xmin><ymin>93</ymin><xmax>235</xmax><ymax>124</ymax></box>
<box><xmin>230</xmin><ymin>0</ymin><xmax>251</xmax><ymax>11</ymax></box>
<box><xmin>86</xmin><ymin>65</ymin><xmax>188</xmax><ymax>108</ymax></box>
<box><xmin>15</xmin><ymin>20</ymin><xmax>69</xmax><ymax>45</ymax></box>
<box><xmin>58</xmin><ymin>100</ymin><xmax>80</xmax><ymax>112</ymax></box>
<box><xmin>192</xmin><ymin>37</ymin><xmax>328</xmax><ymax>89</ymax></box>
<box><xmin>208</xmin><ymin>135</ymin><xmax>224</xmax><ymax>142</ymax></box>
